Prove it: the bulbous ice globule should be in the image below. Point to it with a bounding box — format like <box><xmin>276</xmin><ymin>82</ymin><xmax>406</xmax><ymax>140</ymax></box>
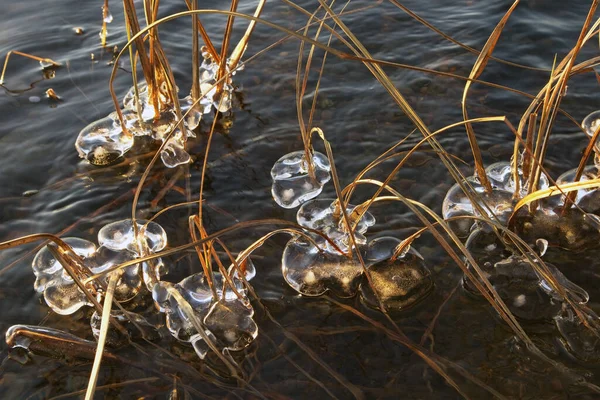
<box><xmin>297</xmin><ymin>198</ymin><xmax>375</xmax><ymax>253</ymax></box>
<box><xmin>281</xmin><ymin>236</ymin><xmax>364</xmax><ymax>297</ymax></box>
<box><xmin>462</xmin><ymin>227</ymin><xmax>588</xmax><ymax>322</ymax></box>
<box><xmin>555</xmin><ymin>305</ymin><xmax>600</xmax><ymax>363</ymax></box>
<box><xmin>442</xmin><ymin>161</ymin><xmax>549</xmax><ymax>237</ymax></box>
<box><xmin>582</xmin><ymin>110</ymin><xmax>600</xmax><ymax>150</ymax></box>
<box><xmin>32</xmin><ymin>238</ymin><xmax>96</xmax><ymax>315</ymax></box>
<box><xmin>271</xmin><ymin>151</ymin><xmax>332</xmax><ymax>208</ymax></box>
<box><xmin>152</xmin><ymin>270</ymin><xmax>255</xmax><ymax>359</ymax></box>
<box><xmin>556</xmin><ymin>166</ymin><xmax>600</xmax><ymax>214</ymax></box>
<box><xmin>98</xmin><ymin>219</ymin><xmax>167</xmax><ymax>255</ymax></box>
<box><xmin>123</xmin><ymin>82</ymin><xmax>172</xmax><ymax>122</ymax></box>
<box><xmin>75</xmin><ymin>115</ymin><xmax>134</xmax><ymax>166</ymax></box>
<box><xmin>204</xmin><ymin>298</ymin><xmax>258</xmax><ymax>352</ymax></box>
<box><xmin>359</xmin><ymin>237</ymin><xmax>433</xmax><ymax>310</ymax></box>
<box><xmin>98</xmin><ymin>218</ymin><xmax>167</xmax><ymax>291</ymax></box>
<box><xmin>160</xmin><ymin>129</ymin><xmax>191</xmax><ymax>168</ymax></box>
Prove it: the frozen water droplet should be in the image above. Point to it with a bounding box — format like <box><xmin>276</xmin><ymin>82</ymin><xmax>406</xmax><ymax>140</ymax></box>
<box><xmin>180</xmin><ymin>95</ymin><xmax>202</xmax><ymax>131</ymax></box>
<box><xmin>443</xmin><ymin>162</ymin><xmax>549</xmax><ymax>236</ymax></box>
<box><xmin>462</xmin><ymin>228</ymin><xmax>588</xmax><ymax>321</ymax></box>
<box><xmin>161</xmin><ymin>130</ymin><xmax>191</xmax><ymax>168</ymax></box>
<box><xmin>75</xmin><ymin>115</ymin><xmax>134</xmax><ymax>166</ymax></box>
<box><xmin>98</xmin><ymin>219</ymin><xmax>167</xmax><ymax>255</ymax></box>
<box><xmin>281</xmin><ymin>237</ymin><xmax>363</xmax><ymax>297</ymax></box>
<box><xmin>582</xmin><ymin>110</ymin><xmax>600</xmax><ymax>139</ymax></box>
<box><xmin>364</xmin><ymin>237</ymin><xmax>402</xmax><ymax>264</ymax></box>
<box><xmin>535</xmin><ymin>238</ymin><xmax>548</xmax><ymax>257</ymax></box>
<box><xmin>229</xmin><ymin>257</ymin><xmax>256</xmax><ymax>281</ymax></box>
<box><xmin>102</xmin><ymin>5</ymin><xmax>113</xmax><ymax>23</ymax></box>
<box><xmin>359</xmin><ymin>246</ymin><xmax>432</xmax><ymax>311</ymax></box>
<box><xmin>271</xmin><ymin>151</ymin><xmax>331</xmax><ymax>208</ymax></box>
<box><xmin>203</xmin><ymin>298</ymin><xmax>257</xmax><ymax>352</ymax></box>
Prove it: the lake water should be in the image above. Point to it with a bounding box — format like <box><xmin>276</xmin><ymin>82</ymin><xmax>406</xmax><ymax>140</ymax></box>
<box><xmin>1</xmin><ymin>0</ymin><xmax>600</xmax><ymax>398</ymax></box>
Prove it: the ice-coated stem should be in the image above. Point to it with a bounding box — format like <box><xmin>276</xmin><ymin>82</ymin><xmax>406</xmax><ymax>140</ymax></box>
<box><xmin>165</xmin><ymin>286</ymin><xmax>241</xmax><ymax>378</ymax></box>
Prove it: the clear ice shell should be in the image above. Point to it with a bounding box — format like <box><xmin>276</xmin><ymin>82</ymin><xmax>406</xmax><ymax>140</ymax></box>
<box><xmin>179</xmin><ymin>95</ymin><xmax>202</xmax><ymax>131</ymax></box>
<box><xmin>359</xmin><ymin>237</ymin><xmax>433</xmax><ymax>310</ymax></box>
<box><xmin>555</xmin><ymin>305</ymin><xmax>600</xmax><ymax>363</ymax></box>
<box><xmin>297</xmin><ymin>198</ymin><xmax>375</xmax><ymax>253</ymax></box>
<box><xmin>281</xmin><ymin>237</ymin><xmax>364</xmax><ymax>297</ymax></box>
<box><xmin>152</xmin><ymin>271</ymin><xmax>245</xmax><ymax>341</ymax></box>
<box><xmin>556</xmin><ymin>166</ymin><xmax>600</xmax><ymax>213</ymax></box>
<box><xmin>229</xmin><ymin>257</ymin><xmax>256</xmax><ymax>281</ymax></box>
<box><xmin>75</xmin><ymin>115</ymin><xmax>134</xmax><ymax>166</ymax></box>
<box><xmin>101</xmin><ymin>5</ymin><xmax>113</xmax><ymax>23</ymax></box>
<box><xmin>31</xmin><ymin>238</ymin><xmax>96</xmax><ymax>315</ymax></box>
<box><xmin>204</xmin><ymin>298</ymin><xmax>258</xmax><ymax>352</ymax></box>
<box><xmin>160</xmin><ymin>129</ymin><xmax>191</xmax><ymax>168</ymax></box>
<box><xmin>462</xmin><ymin>228</ymin><xmax>589</xmax><ymax>321</ymax></box>
<box><xmin>91</xmin><ymin>246</ymin><xmax>142</xmax><ymax>303</ymax></box>
<box><xmin>271</xmin><ymin>151</ymin><xmax>331</xmax><ymax>209</ymax></box>
<box><xmin>97</xmin><ymin>219</ymin><xmax>167</xmax><ymax>255</ymax></box>
<box><xmin>123</xmin><ymin>82</ymin><xmax>164</xmax><ymax>122</ymax></box>
<box><xmin>582</xmin><ymin>110</ymin><xmax>600</xmax><ymax>142</ymax></box>
<box><xmin>442</xmin><ymin>161</ymin><xmax>549</xmax><ymax>237</ymax></box>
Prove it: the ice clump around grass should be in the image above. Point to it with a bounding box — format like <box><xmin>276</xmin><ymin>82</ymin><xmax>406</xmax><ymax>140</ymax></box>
<box><xmin>442</xmin><ymin>161</ymin><xmax>549</xmax><ymax>237</ymax></box>
<box><xmin>31</xmin><ymin>219</ymin><xmax>168</xmax><ymax>315</ymax></box>
<box><xmin>271</xmin><ymin>151</ymin><xmax>331</xmax><ymax>208</ymax></box>
<box><xmin>296</xmin><ymin>198</ymin><xmax>375</xmax><ymax>253</ymax></box>
<box><xmin>152</xmin><ymin>270</ymin><xmax>256</xmax><ymax>359</ymax></box>
<box><xmin>75</xmin><ymin>115</ymin><xmax>135</xmax><ymax>166</ymax></box>
<box><xmin>462</xmin><ymin>227</ymin><xmax>588</xmax><ymax>322</ymax></box>
<box><xmin>359</xmin><ymin>237</ymin><xmax>433</xmax><ymax>311</ymax></box>
<box><xmin>282</xmin><ymin>234</ymin><xmax>391</xmax><ymax>299</ymax></box>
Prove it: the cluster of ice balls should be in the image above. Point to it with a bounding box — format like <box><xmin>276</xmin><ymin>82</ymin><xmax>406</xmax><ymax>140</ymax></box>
<box><xmin>442</xmin><ymin>161</ymin><xmax>550</xmax><ymax>238</ymax></box>
<box><xmin>276</xmin><ymin>196</ymin><xmax>433</xmax><ymax>308</ymax></box>
<box><xmin>75</xmin><ymin>53</ymin><xmax>238</xmax><ymax>168</ymax></box>
<box><xmin>31</xmin><ymin>217</ymin><xmax>261</xmax><ymax>358</ymax></box>
<box><xmin>151</xmin><ymin>260</ymin><xmax>257</xmax><ymax>359</ymax></box>
<box><xmin>32</xmin><ymin>219</ymin><xmax>167</xmax><ymax>315</ymax></box>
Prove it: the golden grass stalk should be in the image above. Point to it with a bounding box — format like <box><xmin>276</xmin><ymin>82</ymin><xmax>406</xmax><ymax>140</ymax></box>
<box><xmin>461</xmin><ymin>0</ymin><xmax>520</xmax><ymax>194</ymax></box>
<box><xmin>100</xmin><ymin>0</ymin><xmax>110</xmax><ymax>47</ymax></box>
<box><xmin>84</xmin><ymin>273</ymin><xmax>118</xmax><ymax>400</ymax></box>
<box><xmin>229</xmin><ymin>0</ymin><xmax>267</xmax><ymax>70</ymax></box>
<box><xmin>216</xmin><ymin>0</ymin><xmax>239</xmax><ymax>94</ymax></box>
<box><xmin>183</xmin><ymin>0</ymin><xmax>220</xmax><ymax>62</ymax></box>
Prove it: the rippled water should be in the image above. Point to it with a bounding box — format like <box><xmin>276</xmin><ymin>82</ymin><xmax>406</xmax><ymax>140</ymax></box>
<box><xmin>1</xmin><ymin>0</ymin><xmax>600</xmax><ymax>398</ymax></box>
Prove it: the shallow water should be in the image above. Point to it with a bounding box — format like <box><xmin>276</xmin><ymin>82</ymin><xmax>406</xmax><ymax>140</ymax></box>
<box><xmin>1</xmin><ymin>0</ymin><xmax>600</xmax><ymax>398</ymax></box>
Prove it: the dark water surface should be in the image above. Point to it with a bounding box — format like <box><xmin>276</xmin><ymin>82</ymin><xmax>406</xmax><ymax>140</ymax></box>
<box><xmin>1</xmin><ymin>0</ymin><xmax>600</xmax><ymax>398</ymax></box>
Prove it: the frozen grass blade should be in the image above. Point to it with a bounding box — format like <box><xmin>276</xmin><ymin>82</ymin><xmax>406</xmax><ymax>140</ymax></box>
<box><xmin>0</xmin><ymin>50</ymin><xmax>61</xmax><ymax>85</ymax></box>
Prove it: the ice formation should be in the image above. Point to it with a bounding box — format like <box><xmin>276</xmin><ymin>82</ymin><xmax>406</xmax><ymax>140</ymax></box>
<box><xmin>442</xmin><ymin>161</ymin><xmax>549</xmax><ymax>237</ymax></box>
<box><xmin>31</xmin><ymin>219</ymin><xmax>167</xmax><ymax>315</ymax></box>
<box><xmin>271</xmin><ymin>151</ymin><xmax>332</xmax><ymax>208</ymax></box>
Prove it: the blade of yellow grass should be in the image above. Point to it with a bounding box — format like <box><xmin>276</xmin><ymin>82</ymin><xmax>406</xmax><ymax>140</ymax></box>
<box><xmin>461</xmin><ymin>0</ymin><xmax>520</xmax><ymax>194</ymax></box>
<box><xmin>229</xmin><ymin>0</ymin><xmax>267</xmax><ymax>69</ymax></box>
<box><xmin>84</xmin><ymin>273</ymin><xmax>118</xmax><ymax>400</ymax></box>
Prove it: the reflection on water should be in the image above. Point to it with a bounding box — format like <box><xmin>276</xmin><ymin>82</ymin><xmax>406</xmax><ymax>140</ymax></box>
<box><xmin>1</xmin><ymin>0</ymin><xmax>600</xmax><ymax>397</ymax></box>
